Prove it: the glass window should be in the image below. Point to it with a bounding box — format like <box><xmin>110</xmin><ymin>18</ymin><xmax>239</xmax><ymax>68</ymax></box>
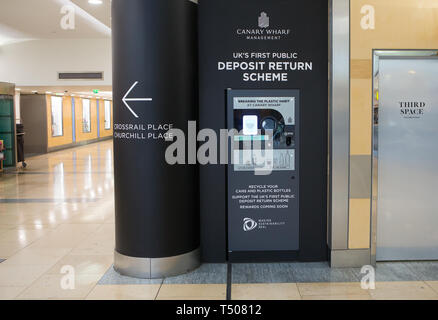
<box><xmin>51</xmin><ymin>96</ymin><xmax>63</xmax><ymax>137</ymax></box>
<box><xmin>82</xmin><ymin>99</ymin><xmax>91</xmax><ymax>133</ymax></box>
<box><xmin>104</xmin><ymin>100</ymin><xmax>111</xmax><ymax>130</ymax></box>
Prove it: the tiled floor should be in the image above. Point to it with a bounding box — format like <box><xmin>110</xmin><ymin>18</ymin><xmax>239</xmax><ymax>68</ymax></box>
<box><xmin>0</xmin><ymin>141</ymin><xmax>115</xmax><ymax>300</ymax></box>
<box><xmin>0</xmin><ymin>140</ymin><xmax>437</xmax><ymax>300</ymax></box>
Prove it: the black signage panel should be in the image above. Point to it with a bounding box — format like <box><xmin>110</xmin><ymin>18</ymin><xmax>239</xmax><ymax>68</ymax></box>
<box><xmin>199</xmin><ymin>0</ymin><xmax>328</xmax><ymax>262</ymax></box>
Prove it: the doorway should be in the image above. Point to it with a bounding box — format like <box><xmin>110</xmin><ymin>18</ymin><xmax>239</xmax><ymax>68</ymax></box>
<box><xmin>373</xmin><ymin>50</ymin><xmax>438</xmax><ymax>261</ymax></box>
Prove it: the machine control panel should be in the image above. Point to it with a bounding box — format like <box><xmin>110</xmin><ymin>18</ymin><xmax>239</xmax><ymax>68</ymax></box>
<box><xmin>227</xmin><ymin>89</ymin><xmax>300</xmax><ymax>255</ymax></box>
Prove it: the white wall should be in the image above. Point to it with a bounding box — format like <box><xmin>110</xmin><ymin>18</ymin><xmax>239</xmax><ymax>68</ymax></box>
<box><xmin>0</xmin><ymin>39</ymin><xmax>112</xmax><ymax>86</ymax></box>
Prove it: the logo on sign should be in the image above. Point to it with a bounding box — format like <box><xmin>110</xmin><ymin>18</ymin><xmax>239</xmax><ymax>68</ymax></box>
<box><xmin>258</xmin><ymin>12</ymin><xmax>269</xmax><ymax>28</ymax></box>
<box><xmin>243</xmin><ymin>218</ymin><xmax>258</xmax><ymax>232</ymax></box>
<box><xmin>236</xmin><ymin>11</ymin><xmax>291</xmax><ymax>40</ymax></box>
<box><xmin>399</xmin><ymin>101</ymin><xmax>426</xmax><ymax>119</ymax></box>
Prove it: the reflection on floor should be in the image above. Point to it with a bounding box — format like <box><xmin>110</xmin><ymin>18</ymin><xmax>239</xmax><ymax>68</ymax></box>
<box><xmin>0</xmin><ymin>140</ymin><xmax>437</xmax><ymax>300</ymax></box>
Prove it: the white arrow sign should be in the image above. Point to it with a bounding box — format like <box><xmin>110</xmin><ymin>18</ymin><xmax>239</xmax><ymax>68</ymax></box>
<box><xmin>122</xmin><ymin>81</ymin><xmax>153</xmax><ymax>118</ymax></box>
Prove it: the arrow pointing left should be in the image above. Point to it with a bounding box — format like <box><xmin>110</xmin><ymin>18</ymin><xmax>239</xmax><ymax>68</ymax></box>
<box><xmin>122</xmin><ymin>81</ymin><xmax>153</xmax><ymax>118</ymax></box>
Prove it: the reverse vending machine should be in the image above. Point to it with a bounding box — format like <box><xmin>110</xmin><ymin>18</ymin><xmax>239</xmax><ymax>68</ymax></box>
<box><xmin>227</xmin><ymin>89</ymin><xmax>300</xmax><ymax>261</ymax></box>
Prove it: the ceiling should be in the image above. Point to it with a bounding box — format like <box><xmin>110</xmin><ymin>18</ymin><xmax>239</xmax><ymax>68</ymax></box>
<box><xmin>71</xmin><ymin>0</ymin><xmax>111</xmax><ymax>28</ymax></box>
<box><xmin>0</xmin><ymin>0</ymin><xmax>113</xmax><ymax>99</ymax></box>
<box><xmin>0</xmin><ymin>0</ymin><xmax>111</xmax><ymax>45</ymax></box>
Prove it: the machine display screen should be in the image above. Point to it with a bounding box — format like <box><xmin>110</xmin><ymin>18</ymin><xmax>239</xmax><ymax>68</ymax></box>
<box><xmin>231</xmin><ymin>95</ymin><xmax>296</xmax><ymax>172</ymax></box>
<box><xmin>242</xmin><ymin>115</ymin><xmax>258</xmax><ymax>135</ymax></box>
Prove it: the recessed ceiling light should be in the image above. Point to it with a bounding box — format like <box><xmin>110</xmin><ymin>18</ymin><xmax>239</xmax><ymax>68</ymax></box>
<box><xmin>88</xmin><ymin>0</ymin><xmax>103</xmax><ymax>5</ymax></box>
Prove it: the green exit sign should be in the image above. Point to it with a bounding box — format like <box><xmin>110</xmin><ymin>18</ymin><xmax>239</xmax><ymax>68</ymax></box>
<box><xmin>93</xmin><ymin>89</ymin><xmax>100</xmax><ymax>94</ymax></box>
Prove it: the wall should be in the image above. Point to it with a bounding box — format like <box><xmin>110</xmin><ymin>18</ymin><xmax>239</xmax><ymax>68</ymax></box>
<box><xmin>46</xmin><ymin>94</ymin><xmax>74</xmax><ymax>149</ymax></box>
<box><xmin>98</xmin><ymin>99</ymin><xmax>113</xmax><ymax>138</ymax></box>
<box><xmin>0</xmin><ymin>39</ymin><xmax>112</xmax><ymax>87</ymax></box>
<box><xmin>21</xmin><ymin>95</ymin><xmax>112</xmax><ymax>154</ymax></box>
<box><xmin>348</xmin><ymin>0</ymin><xmax>438</xmax><ymax>249</ymax></box>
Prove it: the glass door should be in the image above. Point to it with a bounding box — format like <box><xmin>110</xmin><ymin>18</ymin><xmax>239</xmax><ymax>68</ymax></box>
<box><xmin>376</xmin><ymin>54</ymin><xmax>438</xmax><ymax>261</ymax></box>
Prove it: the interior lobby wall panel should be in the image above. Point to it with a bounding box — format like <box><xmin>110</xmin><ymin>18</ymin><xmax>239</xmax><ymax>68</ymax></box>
<box><xmin>90</xmin><ymin>99</ymin><xmax>98</xmax><ymax>140</ymax></box>
<box><xmin>349</xmin><ymin>0</ymin><xmax>438</xmax><ymax>250</ymax></box>
<box><xmin>98</xmin><ymin>99</ymin><xmax>104</xmax><ymax>137</ymax></box>
<box><xmin>348</xmin><ymin>198</ymin><xmax>371</xmax><ymax>249</ymax></box>
<box><xmin>350</xmin><ymin>79</ymin><xmax>372</xmax><ymax>155</ymax></box>
<box><xmin>46</xmin><ymin>95</ymin><xmax>73</xmax><ymax>149</ymax></box>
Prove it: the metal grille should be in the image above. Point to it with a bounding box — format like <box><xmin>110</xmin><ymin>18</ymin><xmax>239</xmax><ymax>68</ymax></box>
<box><xmin>58</xmin><ymin>72</ymin><xmax>104</xmax><ymax>80</ymax></box>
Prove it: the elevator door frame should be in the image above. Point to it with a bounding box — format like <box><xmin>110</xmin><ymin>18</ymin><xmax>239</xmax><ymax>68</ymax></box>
<box><xmin>371</xmin><ymin>49</ymin><xmax>438</xmax><ymax>264</ymax></box>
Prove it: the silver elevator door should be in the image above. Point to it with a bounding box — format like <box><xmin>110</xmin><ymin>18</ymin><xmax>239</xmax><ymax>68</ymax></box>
<box><xmin>377</xmin><ymin>57</ymin><xmax>438</xmax><ymax>261</ymax></box>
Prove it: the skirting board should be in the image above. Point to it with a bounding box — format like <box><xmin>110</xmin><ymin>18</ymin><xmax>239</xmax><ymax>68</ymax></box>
<box><xmin>330</xmin><ymin>249</ymin><xmax>371</xmax><ymax>268</ymax></box>
<box><xmin>47</xmin><ymin>136</ymin><xmax>112</xmax><ymax>153</ymax></box>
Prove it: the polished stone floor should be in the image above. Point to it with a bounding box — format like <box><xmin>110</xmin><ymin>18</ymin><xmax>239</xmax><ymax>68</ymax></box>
<box><xmin>0</xmin><ymin>140</ymin><xmax>437</xmax><ymax>300</ymax></box>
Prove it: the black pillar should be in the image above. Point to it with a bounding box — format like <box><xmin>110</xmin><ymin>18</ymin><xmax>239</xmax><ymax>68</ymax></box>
<box><xmin>112</xmin><ymin>0</ymin><xmax>199</xmax><ymax>278</ymax></box>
